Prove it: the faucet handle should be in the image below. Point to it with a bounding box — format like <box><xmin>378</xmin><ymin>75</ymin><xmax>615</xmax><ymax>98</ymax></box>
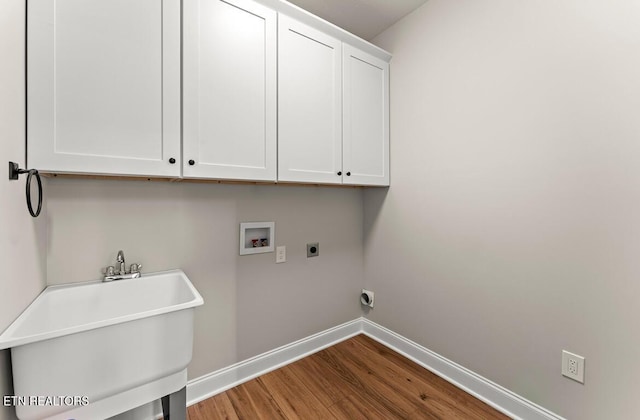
<box><xmin>104</xmin><ymin>266</ymin><xmax>115</xmax><ymax>276</ymax></box>
<box><xmin>130</xmin><ymin>263</ymin><xmax>142</xmax><ymax>273</ymax></box>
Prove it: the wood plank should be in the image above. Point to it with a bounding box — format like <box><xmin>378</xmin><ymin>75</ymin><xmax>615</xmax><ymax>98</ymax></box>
<box><xmin>226</xmin><ymin>378</ymin><xmax>286</xmax><ymax>420</ymax></box>
<box><xmin>187</xmin><ymin>335</ymin><xmax>509</xmax><ymax>420</ymax></box>
<box><xmin>187</xmin><ymin>392</ymin><xmax>238</xmax><ymax>420</ymax></box>
<box><xmin>353</xmin><ymin>335</ymin><xmax>510</xmax><ymax>420</ymax></box>
<box><xmin>285</xmin><ymin>353</ymin><xmax>350</xmax><ymax>407</ymax></box>
<box><xmin>328</xmin><ymin>393</ymin><xmax>408</xmax><ymax>420</ymax></box>
<box><xmin>336</xmin><ymin>337</ymin><xmax>464</xmax><ymax>417</ymax></box>
<box><xmin>287</xmin><ymin>350</ymin><xmax>404</xmax><ymax>419</ymax></box>
<box><xmin>257</xmin><ymin>365</ymin><xmax>337</xmax><ymax>419</ymax></box>
<box><xmin>331</xmin><ymin>336</ymin><xmax>500</xmax><ymax>420</ymax></box>
<box><xmin>315</xmin><ymin>345</ymin><xmax>420</xmax><ymax>417</ymax></box>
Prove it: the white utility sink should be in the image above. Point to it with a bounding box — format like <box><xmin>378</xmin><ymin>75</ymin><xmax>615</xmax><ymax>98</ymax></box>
<box><xmin>0</xmin><ymin>269</ymin><xmax>203</xmax><ymax>420</ymax></box>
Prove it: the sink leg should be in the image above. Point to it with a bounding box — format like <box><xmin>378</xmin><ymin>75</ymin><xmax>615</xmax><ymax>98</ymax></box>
<box><xmin>161</xmin><ymin>394</ymin><xmax>169</xmax><ymax>419</ymax></box>
<box><xmin>161</xmin><ymin>386</ymin><xmax>186</xmax><ymax>420</ymax></box>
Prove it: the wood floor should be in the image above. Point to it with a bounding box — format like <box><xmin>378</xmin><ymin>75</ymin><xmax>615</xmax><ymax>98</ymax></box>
<box><xmin>187</xmin><ymin>334</ymin><xmax>509</xmax><ymax>420</ymax></box>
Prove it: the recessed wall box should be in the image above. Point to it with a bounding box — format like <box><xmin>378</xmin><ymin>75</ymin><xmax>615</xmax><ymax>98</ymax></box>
<box><xmin>307</xmin><ymin>242</ymin><xmax>319</xmax><ymax>257</ymax></box>
<box><xmin>240</xmin><ymin>222</ymin><xmax>275</xmax><ymax>255</ymax></box>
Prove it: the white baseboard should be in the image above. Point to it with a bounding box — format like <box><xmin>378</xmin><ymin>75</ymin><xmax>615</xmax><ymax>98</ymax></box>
<box><xmin>185</xmin><ymin>317</ymin><xmax>564</xmax><ymax>420</ymax></box>
<box><xmin>361</xmin><ymin>319</ymin><xmax>565</xmax><ymax>420</ymax></box>
<box><xmin>186</xmin><ymin>318</ymin><xmax>362</xmax><ymax>406</ymax></box>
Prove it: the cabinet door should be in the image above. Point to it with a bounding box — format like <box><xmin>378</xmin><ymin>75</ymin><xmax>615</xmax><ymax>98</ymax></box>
<box><xmin>278</xmin><ymin>15</ymin><xmax>342</xmax><ymax>184</ymax></box>
<box><xmin>183</xmin><ymin>0</ymin><xmax>276</xmax><ymax>181</ymax></box>
<box><xmin>342</xmin><ymin>45</ymin><xmax>390</xmax><ymax>186</ymax></box>
<box><xmin>27</xmin><ymin>0</ymin><xmax>181</xmax><ymax>177</ymax></box>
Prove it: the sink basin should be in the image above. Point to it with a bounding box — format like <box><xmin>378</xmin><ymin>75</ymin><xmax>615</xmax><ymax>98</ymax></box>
<box><xmin>0</xmin><ymin>269</ymin><xmax>203</xmax><ymax>420</ymax></box>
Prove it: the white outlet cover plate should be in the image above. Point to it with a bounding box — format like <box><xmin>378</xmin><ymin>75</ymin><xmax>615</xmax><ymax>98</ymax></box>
<box><xmin>562</xmin><ymin>350</ymin><xmax>585</xmax><ymax>383</ymax></box>
<box><xmin>276</xmin><ymin>246</ymin><xmax>286</xmax><ymax>263</ymax></box>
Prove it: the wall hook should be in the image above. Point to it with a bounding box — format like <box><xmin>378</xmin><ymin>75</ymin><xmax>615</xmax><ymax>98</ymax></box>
<box><xmin>8</xmin><ymin>161</ymin><xmax>43</xmax><ymax>218</ymax></box>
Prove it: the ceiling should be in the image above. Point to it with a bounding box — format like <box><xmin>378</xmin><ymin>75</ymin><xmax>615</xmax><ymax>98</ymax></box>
<box><xmin>286</xmin><ymin>0</ymin><xmax>428</xmax><ymax>41</ymax></box>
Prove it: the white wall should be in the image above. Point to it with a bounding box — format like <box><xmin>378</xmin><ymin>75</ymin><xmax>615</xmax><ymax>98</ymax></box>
<box><xmin>45</xmin><ymin>179</ymin><xmax>364</xmax><ymax>379</ymax></box>
<box><xmin>0</xmin><ymin>1</ymin><xmax>48</xmax><ymax>419</ymax></box>
<box><xmin>366</xmin><ymin>1</ymin><xmax>640</xmax><ymax>419</ymax></box>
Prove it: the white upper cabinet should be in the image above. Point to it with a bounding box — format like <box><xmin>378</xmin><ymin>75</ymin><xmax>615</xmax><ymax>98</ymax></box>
<box><xmin>27</xmin><ymin>0</ymin><xmax>181</xmax><ymax>177</ymax></box>
<box><xmin>26</xmin><ymin>0</ymin><xmax>390</xmax><ymax>185</ymax></box>
<box><xmin>278</xmin><ymin>15</ymin><xmax>390</xmax><ymax>186</ymax></box>
<box><xmin>278</xmin><ymin>15</ymin><xmax>343</xmax><ymax>184</ymax></box>
<box><xmin>342</xmin><ymin>45</ymin><xmax>390</xmax><ymax>186</ymax></box>
<box><xmin>183</xmin><ymin>0</ymin><xmax>277</xmax><ymax>181</ymax></box>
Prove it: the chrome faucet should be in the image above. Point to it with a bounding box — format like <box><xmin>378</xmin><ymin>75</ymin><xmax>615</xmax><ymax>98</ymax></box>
<box><xmin>117</xmin><ymin>250</ymin><xmax>126</xmax><ymax>276</ymax></box>
<box><xmin>103</xmin><ymin>250</ymin><xmax>142</xmax><ymax>282</ymax></box>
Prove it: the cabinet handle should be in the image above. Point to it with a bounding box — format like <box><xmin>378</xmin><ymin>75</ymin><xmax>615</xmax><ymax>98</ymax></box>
<box><xmin>337</xmin><ymin>171</ymin><xmax>342</xmax><ymax>176</ymax></box>
<box><xmin>169</xmin><ymin>158</ymin><xmax>176</xmax><ymax>164</ymax></box>
<box><xmin>188</xmin><ymin>160</ymin><xmax>195</xmax><ymax>166</ymax></box>
<box><xmin>346</xmin><ymin>172</ymin><xmax>351</xmax><ymax>176</ymax></box>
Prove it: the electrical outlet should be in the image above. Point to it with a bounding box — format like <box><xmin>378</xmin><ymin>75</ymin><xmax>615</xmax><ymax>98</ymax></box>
<box><xmin>562</xmin><ymin>350</ymin><xmax>585</xmax><ymax>384</ymax></box>
<box><xmin>307</xmin><ymin>242</ymin><xmax>319</xmax><ymax>258</ymax></box>
<box><xmin>276</xmin><ymin>246</ymin><xmax>286</xmax><ymax>263</ymax></box>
